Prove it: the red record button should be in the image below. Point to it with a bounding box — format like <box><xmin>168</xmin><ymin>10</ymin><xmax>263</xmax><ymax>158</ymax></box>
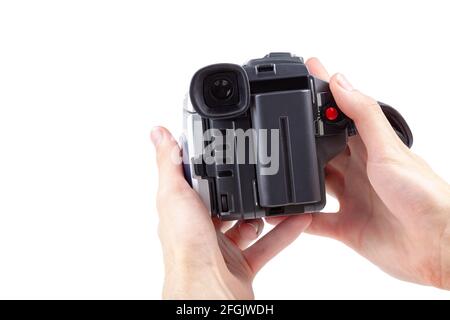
<box><xmin>325</xmin><ymin>107</ymin><xmax>339</xmax><ymax>121</ymax></box>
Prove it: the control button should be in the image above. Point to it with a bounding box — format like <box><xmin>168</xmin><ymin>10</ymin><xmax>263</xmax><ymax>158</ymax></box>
<box><xmin>221</xmin><ymin>194</ymin><xmax>229</xmax><ymax>212</ymax></box>
<box><xmin>267</xmin><ymin>52</ymin><xmax>292</xmax><ymax>58</ymax></box>
<box><xmin>325</xmin><ymin>107</ymin><xmax>339</xmax><ymax>121</ymax></box>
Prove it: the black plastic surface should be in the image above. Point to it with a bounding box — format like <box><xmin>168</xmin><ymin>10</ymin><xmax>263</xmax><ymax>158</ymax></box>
<box><xmin>252</xmin><ymin>90</ymin><xmax>321</xmax><ymax>207</ymax></box>
<box><xmin>188</xmin><ymin>53</ymin><xmax>414</xmax><ymax>220</ymax></box>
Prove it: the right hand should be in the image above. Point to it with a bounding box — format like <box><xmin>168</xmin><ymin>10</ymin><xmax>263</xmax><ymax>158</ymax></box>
<box><xmin>273</xmin><ymin>58</ymin><xmax>450</xmax><ymax>289</ymax></box>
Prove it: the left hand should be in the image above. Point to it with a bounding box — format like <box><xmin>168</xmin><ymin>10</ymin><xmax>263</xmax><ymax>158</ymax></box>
<box><xmin>151</xmin><ymin>126</ymin><xmax>311</xmax><ymax>299</ymax></box>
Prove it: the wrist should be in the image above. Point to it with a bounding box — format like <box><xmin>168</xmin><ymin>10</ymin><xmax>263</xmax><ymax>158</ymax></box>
<box><xmin>163</xmin><ymin>267</ymin><xmax>234</xmax><ymax>299</ymax></box>
<box><xmin>162</xmin><ymin>253</ymin><xmax>235</xmax><ymax>299</ymax></box>
<box><xmin>418</xmin><ymin>183</ymin><xmax>450</xmax><ymax>290</ymax></box>
<box><xmin>425</xmin><ymin>198</ymin><xmax>450</xmax><ymax>290</ymax></box>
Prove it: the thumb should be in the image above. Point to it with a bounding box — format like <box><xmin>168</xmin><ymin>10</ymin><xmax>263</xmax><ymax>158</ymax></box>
<box><xmin>151</xmin><ymin>126</ymin><xmax>212</xmax><ymax>228</ymax></box>
<box><xmin>330</xmin><ymin>73</ymin><xmax>405</xmax><ymax>160</ymax></box>
<box><xmin>150</xmin><ymin>126</ymin><xmax>186</xmax><ymax>194</ymax></box>
<box><xmin>151</xmin><ymin>127</ymin><xmax>221</xmax><ymax>268</ymax></box>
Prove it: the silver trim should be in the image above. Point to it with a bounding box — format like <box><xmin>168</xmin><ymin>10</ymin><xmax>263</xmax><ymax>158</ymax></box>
<box><xmin>182</xmin><ymin>100</ymin><xmax>212</xmax><ymax>213</ymax></box>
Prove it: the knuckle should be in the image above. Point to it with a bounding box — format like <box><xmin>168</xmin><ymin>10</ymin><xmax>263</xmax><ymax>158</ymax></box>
<box><xmin>354</xmin><ymin>91</ymin><xmax>379</xmax><ymax>110</ymax></box>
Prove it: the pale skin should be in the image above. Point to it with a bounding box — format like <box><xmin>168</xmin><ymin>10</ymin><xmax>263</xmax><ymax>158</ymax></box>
<box><xmin>153</xmin><ymin>125</ymin><xmax>311</xmax><ymax>299</ymax></box>
<box><xmin>151</xmin><ymin>58</ymin><xmax>450</xmax><ymax>299</ymax></box>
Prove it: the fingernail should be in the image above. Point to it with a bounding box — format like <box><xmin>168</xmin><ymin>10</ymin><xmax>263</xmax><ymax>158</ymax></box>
<box><xmin>150</xmin><ymin>127</ymin><xmax>163</xmax><ymax>146</ymax></box>
<box><xmin>336</xmin><ymin>73</ymin><xmax>353</xmax><ymax>91</ymax></box>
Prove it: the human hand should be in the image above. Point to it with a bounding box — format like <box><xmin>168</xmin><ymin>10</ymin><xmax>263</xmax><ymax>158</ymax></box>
<box><xmin>289</xmin><ymin>58</ymin><xmax>450</xmax><ymax>289</ymax></box>
<box><xmin>151</xmin><ymin>126</ymin><xmax>311</xmax><ymax>299</ymax></box>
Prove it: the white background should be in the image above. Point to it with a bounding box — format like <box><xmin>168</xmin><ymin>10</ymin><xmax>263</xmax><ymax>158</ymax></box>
<box><xmin>0</xmin><ymin>0</ymin><xmax>449</xmax><ymax>299</ymax></box>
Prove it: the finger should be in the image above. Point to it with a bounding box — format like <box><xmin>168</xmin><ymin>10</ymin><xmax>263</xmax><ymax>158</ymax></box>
<box><xmin>326</xmin><ymin>147</ymin><xmax>351</xmax><ymax>172</ymax></box>
<box><xmin>212</xmin><ymin>218</ymin><xmax>234</xmax><ymax>232</ymax></box>
<box><xmin>152</xmin><ymin>127</ymin><xmax>223</xmax><ymax>268</ymax></box>
<box><xmin>324</xmin><ymin>165</ymin><xmax>345</xmax><ymax>199</ymax></box>
<box><xmin>151</xmin><ymin>126</ymin><xmax>190</xmax><ymax>195</ymax></box>
<box><xmin>152</xmin><ymin>126</ymin><xmax>211</xmax><ymax>226</ymax></box>
<box><xmin>225</xmin><ymin>219</ymin><xmax>264</xmax><ymax>250</ymax></box>
<box><xmin>265</xmin><ymin>216</ymin><xmax>287</xmax><ymax>225</ymax></box>
<box><xmin>305</xmin><ymin>167</ymin><xmax>344</xmax><ymax>239</ymax></box>
<box><xmin>329</xmin><ymin>74</ymin><xmax>406</xmax><ymax>161</ymax></box>
<box><xmin>306</xmin><ymin>57</ymin><xmax>330</xmax><ymax>81</ymax></box>
<box><xmin>244</xmin><ymin>214</ymin><xmax>312</xmax><ymax>274</ymax></box>
<box><xmin>305</xmin><ymin>212</ymin><xmax>341</xmax><ymax>239</ymax></box>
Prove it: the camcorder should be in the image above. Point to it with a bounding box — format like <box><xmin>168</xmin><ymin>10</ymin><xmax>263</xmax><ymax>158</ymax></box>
<box><xmin>181</xmin><ymin>53</ymin><xmax>413</xmax><ymax>221</ymax></box>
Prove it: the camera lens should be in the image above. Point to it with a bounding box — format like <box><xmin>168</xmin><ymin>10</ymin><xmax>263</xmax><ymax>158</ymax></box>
<box><xmin>202</xmin><ymin>72</ymin><xmax>239</xmax><ymax>108</ymax></box>
<box><xmin>210</xmin><ymin>79</ymin><xmax>233</xmax><ymax>100</ymax></box>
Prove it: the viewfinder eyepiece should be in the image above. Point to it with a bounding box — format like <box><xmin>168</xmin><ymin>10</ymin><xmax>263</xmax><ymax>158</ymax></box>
<box><xmin>211</xmin><ymin>79</ymin><xmax>233</xmax><ymax>100</ymax></box>
<box><xmin>190</xmin><ymin>64</ymin><xmax>250</xmax><ymax>119</ymax></box>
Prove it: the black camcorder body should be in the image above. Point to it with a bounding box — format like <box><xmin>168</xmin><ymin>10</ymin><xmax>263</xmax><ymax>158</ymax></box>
<box><xmin>181</xmin><ymin>53</ymin><xmax>413</xmax><ymax>221</ymax></box>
